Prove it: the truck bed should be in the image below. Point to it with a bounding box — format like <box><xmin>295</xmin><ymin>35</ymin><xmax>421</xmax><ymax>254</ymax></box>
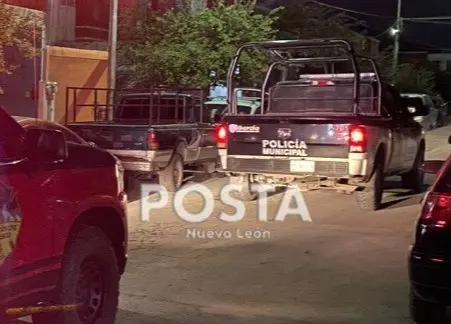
<box><xmin>66</xmin><ymin>122</ymin><xmax>199</xmax><ymax>151</ymax></box>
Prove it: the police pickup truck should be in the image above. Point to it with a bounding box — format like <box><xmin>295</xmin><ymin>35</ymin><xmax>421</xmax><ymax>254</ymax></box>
<box><xmin>217</xmin><ymin>39</ymin><xmax>425</xmax><ymax>211</ymax></box>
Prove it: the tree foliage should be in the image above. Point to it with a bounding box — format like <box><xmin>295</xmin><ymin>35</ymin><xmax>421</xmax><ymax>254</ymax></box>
<box><xmin>375</xmin><ymin>48</ymin><xmax>436</xmax><ymax>94</ymax></box>
<box><xmin>118</xmin><ymin>0</ymin><xmax>278</xmax><ymax>88</ymax></box>
<box><xmin>276</xmin><ymin>0</ymin><xmax>360</xmax><ymax>37</ymax></box>
<box><xmin>435</xmin><ymin>70</ymin><xmax>451</xmax><ymax>101</ymax></box>
<box><xmin>118</xmin><ymin>0</ymin><xmax>438</xmax><ymax>95</ymax></box>
<box><xmin>274</xmin><ymin>0</ymin><xmax>369</xmax><ymax>54</ymax></box>
<box><xmin>0</xmin><ymin>2</ymin><xmax>41</xmax><ymax>79</ymax></box>
<box><xmin>394</xmin><ymin>63</ymin><xmax>436</xmax><ymax>94</ymax></box>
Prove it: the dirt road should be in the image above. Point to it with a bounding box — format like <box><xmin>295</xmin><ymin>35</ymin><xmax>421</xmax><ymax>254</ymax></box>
<box><xmin>117</xmin><ymin>127</ymin><xmax>450</xmax><ymax>324</ymax></box>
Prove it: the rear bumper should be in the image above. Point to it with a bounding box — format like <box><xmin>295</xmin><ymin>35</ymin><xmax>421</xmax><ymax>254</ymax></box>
<box><xmin>409</xmin><ymin>249</ymin><xmax>451</xmax><ymax>304</ymax></box>
<box><xmin>221</xmin><ymin>154</ymin><xmax>367</xmax><ymax>179</ymax></box>
<box><xmin>108</xmin><ymin>149</ymin><xmax>156</xmax><ymax>172</ymax></box>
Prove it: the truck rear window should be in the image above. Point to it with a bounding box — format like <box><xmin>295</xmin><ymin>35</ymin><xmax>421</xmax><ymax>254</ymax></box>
<box><xmin>268</xmin><ymin>82</ymin><xmax>377</xmax><ymax>114</ymax></box>
<box><xmin>116</xmin><ymin>96</ymin><xmax>200</xmax><ymax>123</ymax></box>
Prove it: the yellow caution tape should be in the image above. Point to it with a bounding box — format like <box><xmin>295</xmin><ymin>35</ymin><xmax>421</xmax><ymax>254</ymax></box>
<box><xmin>5</xmin><ymin>304</ymin><xmax>79</xmax><ymax>317</ymax></box>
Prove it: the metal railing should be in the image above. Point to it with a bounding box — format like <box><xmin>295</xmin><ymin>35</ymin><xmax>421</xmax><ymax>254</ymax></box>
<box><xmin>65</xmin><ymin>86</ymin><xmax>207</xmax><ymax>124</ymax></box>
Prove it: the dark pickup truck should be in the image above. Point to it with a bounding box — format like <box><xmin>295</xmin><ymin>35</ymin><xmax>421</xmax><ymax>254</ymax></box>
<box><xmin>66</xmin><ymin>88</ymin><xmax>218</xmax><ymax>191</ymax></box>
<box><xmin>217</xmin><ymin>39</ymin><xmax>425</xmax><ymax>211</ymax></box>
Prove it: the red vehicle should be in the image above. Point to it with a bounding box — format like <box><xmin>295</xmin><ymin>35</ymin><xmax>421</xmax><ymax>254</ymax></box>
<box><xmin>0</xmin><ymin>108</ymin><xmax>128</xmax><ymax>323</ymax></box>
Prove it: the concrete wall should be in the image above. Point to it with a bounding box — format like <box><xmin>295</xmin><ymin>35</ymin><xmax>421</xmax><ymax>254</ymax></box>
<box><xmin>42</xmin><ymin>46</ymin><xmax>108</xmax><ymax>123</ymax></box>
<box><xmin>428</xmin><ymin>53</ymin><xmax>451</xmax><ymax>71</ymax></box>
<box><xmin>0</xmin><ymin>46</ymin><xmax>40</xmax><ymax>118</ymax></box>
<box><xmin>47</xmin><ymin>0</ymin><xmax>76</xmax><ymax>44</ymax></box>
<box><xmin>400</xmin><ymin>52</ymin><xmax>429</xmax><ymax>63</ymax></box>
<box><xmin>0</xmin><ymin>6</ymin><xmax>43</xmax><ymax>118</ymax></box>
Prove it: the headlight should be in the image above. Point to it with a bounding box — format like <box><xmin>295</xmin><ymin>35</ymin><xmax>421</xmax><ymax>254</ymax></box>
<box><xmin>414</xmin><ymin>116</ymin><xmax>424</xmax><ymax>122</ymax></box>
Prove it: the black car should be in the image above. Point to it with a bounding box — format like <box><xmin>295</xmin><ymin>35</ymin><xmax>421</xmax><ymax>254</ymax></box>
<box><xmin>409</xmin><ymin>143</ymin><xmax>451</xmax><ymax>323</ymax></box>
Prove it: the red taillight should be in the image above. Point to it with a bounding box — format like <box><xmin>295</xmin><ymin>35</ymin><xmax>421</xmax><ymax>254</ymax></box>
<box><xmin>147</xmin><ymin>130</ymin><xmax>158</xmax><ymax>150</ymax></box>
<box><xmin>216</xmin><ymin>124</ymin><xmax>228</xmax><ymax>148</ymax></box>
<box><xmin>311</xmin><ymin>80</ymin><xmax>335</xmax><ymax>86</ymax></box>
<box><xmin>421</xmin><ymin>192</ymin><xmax>451</xmax><ymax>225</ymax></box>
<box><xmin>349</xmin><ymin>125</ymin><xmax>366</xmax><ymax>153</ymax></box>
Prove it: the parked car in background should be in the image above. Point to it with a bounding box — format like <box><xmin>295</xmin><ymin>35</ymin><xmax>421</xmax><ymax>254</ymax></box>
<box><xmin>401</xmin><ymin>93</ymin><xmax>439</xmax><ymax>130</ymax></box>
<box><xmin>205</xmin><ymin>95</ymin><xmax>262</xmax><ymax>121</ymax></box>
<box><xmin>409</xmin><ymin>146</ymin><xmax>451</xmax><ymax>323</ymax></box>
<box><xmin>431</xmin><ymin>95</ymin><xmax>448</xmax><ymax>127</ymax></box>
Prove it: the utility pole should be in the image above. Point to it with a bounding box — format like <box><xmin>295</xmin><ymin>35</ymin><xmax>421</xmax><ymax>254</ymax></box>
<box><xmin>107</xmin><ymin>0</ymin><xmax>118</xmax><ymax>120</ymax></box>
<box><xmin>392</xmin><ymin>0</ymin><xmax>402</xmax><ymax>79</ymax></box>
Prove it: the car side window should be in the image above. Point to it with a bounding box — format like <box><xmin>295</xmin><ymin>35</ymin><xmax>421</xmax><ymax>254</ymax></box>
<box><xmin>237</xmin><ymin>105</ymin><xmax>252</xmax><ymax>114</ymax></box>
<box><xmin>0</xmin><ymin>111</ymin><xmax>25</xmax><ymax>162</ymax></box>
<box><xmin>39</xmin><ymin>122</ymin><xmax>83</xmax><ymax>144</ymax></box>
<box><xmin>56</xmin><ymin>127</ymin><xmax>84</xmax><ymax>144</ymax></box>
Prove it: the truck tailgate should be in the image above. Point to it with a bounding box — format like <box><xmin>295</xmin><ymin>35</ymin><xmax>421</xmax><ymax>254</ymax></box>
<box><xmin>67</xmin><ymin>123</ymin><xmax>149</xmax><ymax>150</ymax></box>
<box><xmin>225</xmin><ymin>116</ymin><xmax>353</xmax><ymax>176</ymax></box>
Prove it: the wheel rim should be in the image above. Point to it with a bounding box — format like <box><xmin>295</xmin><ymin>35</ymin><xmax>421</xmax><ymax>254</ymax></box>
<box><xmin>173</xmin><ymin>159</ymin><xmax>183</xmax><ymax>187</ymax></box>
<box><xmin>76</xmin><ymin>258</ymin><xmax>105</xmax><ymax>324</ymax></box>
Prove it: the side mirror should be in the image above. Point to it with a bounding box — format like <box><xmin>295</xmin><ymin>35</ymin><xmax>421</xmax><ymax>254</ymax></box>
<box><xmin>407</xmin><ymin>106</ymin><xmax>416</xmax><ymax>114</ymax></box>
<box><xmin>424</xmin><ymin>160</ymin><xmax>445</xmax><ymax>174</ymax></box>
<box><xmin>87</xmin><ymin>141</ymin><xmax>96</xmax><ymax>147</ymax></box>
<box><xmin>24</xmin><ymin>128</ymin><xmax>68</xmax><ymax>163</ymax></box>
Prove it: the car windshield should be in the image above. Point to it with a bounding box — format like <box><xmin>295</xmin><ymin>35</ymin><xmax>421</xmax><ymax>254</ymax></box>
<box><xmin>204</xmin><ymin>103</ymin><xmax>256</xmax><ymax>116</ymax></box>
<box><xmin>205</xmin><ymin>103</ymin><xmax>227</xmax><ymax>117</ymax></box>
<box><xmin>402</xmin><ymin>97</ymin><xmax>424</xmax><ymax>109</ymax></box>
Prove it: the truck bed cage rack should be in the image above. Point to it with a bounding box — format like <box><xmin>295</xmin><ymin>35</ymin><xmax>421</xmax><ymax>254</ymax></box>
<box><xmin>65</xmin><ymin>86</ymin><xmax>206</xmax><ymax>124</ymax></box>
<box><xmin>226</xmin><ymin>40</ymin><xmax>381</xmax><ymax>116</ymax></box>
<box><xmin>256</xmin><ymin>56</ymin><xmax>381</xmax><ymax>115</ymax></box>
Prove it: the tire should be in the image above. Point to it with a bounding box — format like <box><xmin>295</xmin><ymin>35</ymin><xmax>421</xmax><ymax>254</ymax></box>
<box><xmin>33</xmin><ymin>226</ymin><xmax>120</xmax><ymax>324</ymax></box>
<box><xmin>236</xmin><ymin>175</ymin><xmax>258</xmax><ymax>201</ymax></box>
<box><xmin>402</xmin><ymin>146</ymin><xmax>425</xmax><ymax>193</ymax></box>
<box><xmin>410</xmin><ymin>289</ymin><xmax>446</xmax><ymax>324</ymax></box>
<box><xmin>354</xmin><ymin>161</ymin><xmax>384</xmax><ymax>211</ymax></box>
<box><xmin>159</xmin><ymin>153</ymin><xmax>184</xmax><ymax>192</ymax></box>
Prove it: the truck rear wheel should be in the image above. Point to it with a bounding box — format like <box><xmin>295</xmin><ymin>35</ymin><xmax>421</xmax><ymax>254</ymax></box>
<box><xmin>159</xmin><ymin>153</ymin><xmax>184</xmax><ymax>192</ymax></box>
<box><xmin>33</xmin><ymin>226</ymin><xmax>120</xmax><ymax>324</ymax></box>
<box><xmin>354</xmin><ymin>162</ymin><xmax>384</xmax><ymax>211</ymax></box>
<box><xmin>402</xmin><ymin>146</ymin><xmax>425</xmax><ymax>193</ymax></box>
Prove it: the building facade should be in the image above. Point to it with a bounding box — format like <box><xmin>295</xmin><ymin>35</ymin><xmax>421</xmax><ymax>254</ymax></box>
<box><xmin>4</xmin><ymin>0</ymin><xmax>213</xmax><ymax>43</ymax></box>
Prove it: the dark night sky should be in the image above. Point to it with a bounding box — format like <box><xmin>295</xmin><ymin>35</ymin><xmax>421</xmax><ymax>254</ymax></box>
<box><xmin>262</xmin><ymin>0</ymin><xmax>451</xmax><ymax>51</ymax></box>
